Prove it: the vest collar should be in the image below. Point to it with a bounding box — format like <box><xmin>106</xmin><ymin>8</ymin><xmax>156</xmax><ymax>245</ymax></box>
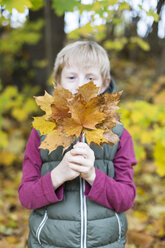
<box><xmin>102</xmin><ymin>77</ymin><xmax>117</xmax><ymax>94</ymax></box>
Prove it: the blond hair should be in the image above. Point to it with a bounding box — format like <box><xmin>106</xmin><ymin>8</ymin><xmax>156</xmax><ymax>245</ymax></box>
<box><xmin>53</xmin><ymin>40</ymin><xmax>110</xmax><ymax>85</ymax></box>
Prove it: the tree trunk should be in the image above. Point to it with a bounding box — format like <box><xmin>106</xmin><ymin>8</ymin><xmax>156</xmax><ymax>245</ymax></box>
<box><xmin>147</xmin><ymin>0</ymin><xmax>165</xmax><ymax>54</ymax></box>
<box><xmin>25</xmin><ymin>0</ymin><xmax>65</xmax><ymax>90</ymax></box>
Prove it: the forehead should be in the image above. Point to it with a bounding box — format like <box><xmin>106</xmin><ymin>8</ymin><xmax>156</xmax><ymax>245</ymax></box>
<box><xmin>62</xmin><ymin>64</ymin><xmax>101</xmax><ymax>75</ymax></box>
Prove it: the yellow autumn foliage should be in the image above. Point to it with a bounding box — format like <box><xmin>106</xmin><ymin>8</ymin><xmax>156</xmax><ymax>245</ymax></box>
<box><xmin>120</xmin><ymin>100</ymin><xmax>165</xmax><ymax>176</ymax></box>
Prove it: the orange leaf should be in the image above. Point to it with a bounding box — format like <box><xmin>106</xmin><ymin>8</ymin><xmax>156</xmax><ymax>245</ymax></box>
<box><xmin>69</xmin><ymin>94</ymin><xmax>105</xmax><ymax>130</ymax></box>
<box><xmin>39</xmin><ymin>130</ymin><xmax>75</xmax><ymax>154</ymax></box>
<box><xmin>33</xmin><ymin>81</ymin><xmax>123</xmax><ymax>153</ymax></box>
<box><xmin>53</xmin><ymin>85</ymin><xmax>72</xmax><ymax>107</ymax></box>
<box><xmin>34</xmin><ymin>91</ymin><xmax>54</xmax><ymax>115</ymax></box>
<box><xmin>51</xmin><ymin>86</ymin><xmax>72</xmax><ymax>120</ymax></box>
<box><xmin>77</xmin><ymin>81</ymin><xmax>99</xmax><ymax>102</ymax></box>
<box><xmin>60</xmin><ymin>118</ymin><xmax>83</xmax><ymax>137</ymax></box>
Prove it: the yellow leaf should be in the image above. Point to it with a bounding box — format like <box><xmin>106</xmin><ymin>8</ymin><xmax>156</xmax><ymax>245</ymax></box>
<box><xmin>12</xmin><ymin>108</ymin><xmax>27</xmax><ymax>121</ymax></box>
<box><xmin>34</xmin><ymin>90</ymin><xmax>54</xmax><ymax>115</ymax></box>
<box><xmin>85</xmin><ymin>129</ymin><xmax>107</xmax><ymax>145</ymax></box>
<box><xmin>33</xmin><ymin>117</ymin><xmax>56</xmax><ymax>135</ymax></box>
<box><xmin>0</xmin><ymin>130</ymin><xmax>8</xmax><ymax>148</ymax></box>
<box><xmin>6</xmin><ymin>236</ymin><xmax>19</xmax><ymax>244</ymax></box>
<box><xmin>39</xmin><ymin>130</ymin><xmax>75</xmax><ymax>154</ymax></box>
<box><xmin>154</xmin><ymin>143</ymin><xmax>165</xmax><ymax>176</ymax></box>
<box><xmin>0</xmin><ymin>151</ymin><xmax>16</xmax><ymax>166</ymax></box>
<box><xmin>154</xmin><ymin>90</ymin><xmax>165</xmax><ymax>105</ymax></box>
<box><xmin>1</xmin><ymin>0</ymin><xmax>32</xmax><ymax>13</ymax></box>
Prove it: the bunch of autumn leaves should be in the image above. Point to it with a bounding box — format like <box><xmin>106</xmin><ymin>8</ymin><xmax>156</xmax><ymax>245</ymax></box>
<box><xmin>33</xmin><ymin>81</ymin><xmax>122</xmax><ymax>154</ymax></box>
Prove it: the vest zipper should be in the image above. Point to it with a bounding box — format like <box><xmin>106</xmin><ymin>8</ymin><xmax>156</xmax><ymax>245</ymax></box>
<box><xmin>80</xmin><ymin>177</ymin><xmax>87</xmax><ymax>248</ymax></box>
<box><xmin>80</xmin><ymin>133</ymin><xmax>87</xmax><ymax>248</ymax></box>
<box><xmin>36</xmin><ymin>210</ymin><xmax>48</xmax><ymax>245</ymax></box>
<box><xmin>115</xmin><ymin>212</ymin><xmax>121</xmax><ymax>240</ymax></box>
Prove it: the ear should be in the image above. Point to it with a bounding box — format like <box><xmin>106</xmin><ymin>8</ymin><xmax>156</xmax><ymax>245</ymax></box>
<box><xmin>105</xmin><ymin>76</ymin><xmax>111</xmax><ymax>87</ymax></box>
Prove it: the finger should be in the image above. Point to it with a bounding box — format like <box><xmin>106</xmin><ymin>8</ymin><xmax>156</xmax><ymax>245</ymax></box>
<box><xmin>74</xmin><ymin>143</ymin><xmax>93</xmax><ymax>156</ymax></box>
<box><xmin>71</xmin><ymin>148</ymin><xmax>88</xmax><ymax>158</ymax></box>
<box><xmin>68</xmin><ymin>163</ymin><xmax>88</xmax><ymax>173</ymax></box>
<box><xmin>73</xmin><ymin>142</ymin><xmax>88</xmax><ymax>149</ymax></box>
<box><xmin>68</xmin><ymin>156</ymin><xmax>89</xmax><ymax>166</ymax></box>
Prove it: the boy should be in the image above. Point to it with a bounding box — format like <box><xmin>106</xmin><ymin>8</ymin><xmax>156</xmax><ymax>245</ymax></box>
<box><xmin>18</xmin><ymin>40</ymin><xmax>137</xmax><ymax>248</ymax></box>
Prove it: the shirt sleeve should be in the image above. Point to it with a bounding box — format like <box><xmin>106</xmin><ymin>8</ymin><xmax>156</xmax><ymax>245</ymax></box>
<box><xmin>84</xmin><ymin>128</ymin><xmax>137</xmax><ymax>213</ymax></box>
<box><xmin>18</xmin><ymin>128</ymin><xmax>63</xmax><ymax>210</ymax></box>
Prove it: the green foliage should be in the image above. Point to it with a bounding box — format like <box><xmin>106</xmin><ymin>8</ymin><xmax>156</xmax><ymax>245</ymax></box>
<box><xmin>30</xmin><ymin>0</ymin><xmax>43</xmax><ymax>10</ymax></box>
<box><xmin>0</xmin><ymin>19</ymin><xmax>43</xmax><ymax>53</ymax></box>
<box><xmin>120</xmin><ymin>101</ymin><xmax>165</xmax><ymax>176</ymax></box>
<box><xmin>138</xmin><ymin>5</ymin><xmax>159</xmax><ymax>22</ymax></box>
<box><xmin>146</xmin><ymin>9</ymin><xmax>159</xmax><ymax>22</ymax></box>
<box><xmin>0</xmin><ymin>0</ymin><xmax>32</xmax><ymax>13</ymax></box>
<box><xmin>0</xmin><ymin>19</ymin><xmax>44</xmax><ymax>79</ymax></box>
<box><xmin>66</xmin><ymin>0</ymin><xmax>156</xmax><ymax>52</ymax></box>
<box><xmin>118</xmin><ymin>1</ymin><xmax>130</xmax><ymax>10</ymax></box>
<box><xmin>51</xmin><ymin>0</ymin><xmax>79</xmax><ymax>16</ymax></box>
<box><xmin>104</xmin><ymin>38</ymin><xmax>127</xmax><ymax>51</ymax></box>
<box><xmin>130</xmin><ymin>37</ymin><xmax>150</xmax><ymax>51</ymax></box>
<box><xmin>68</xmin><ymin>23</ymin><xmax>106</xmax><ymax>42</ymax></box>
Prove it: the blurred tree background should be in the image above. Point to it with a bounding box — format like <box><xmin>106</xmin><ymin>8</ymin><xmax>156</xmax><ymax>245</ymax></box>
<box><xmin>0</xmin><ymin>0</ymin><xmax>165</xmax><ymax>247</ymax></box>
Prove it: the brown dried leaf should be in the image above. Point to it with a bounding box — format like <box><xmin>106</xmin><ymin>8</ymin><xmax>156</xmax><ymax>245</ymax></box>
<box><xmin>34</xmin><ymin>91</ymin><xmax>54</xmax><ymax>115</ymax></box>
<box><xmin>39</xmin><ymin>130</ymin><xmax>75</xmax><ymax>154</ymax></box>
<box><xmin>60</xmin><ymin>118</ymin><xmax>82</xmax><ymax>137</ymax></box>
<box><xmin>68</xmin><ymin>94</ymin><xmax>105</xmax><ymax>130</ymax></box>
<box><xmin>78</xmin><ymin>81</ymin><xmax>99</xmax><ymax>102</ymax></box>
<box><xmin>101</xmin><ymin>91</ymin><xmax>122</xmax><ymax>129</ymax></box>
<box><xmin>34</xmin><ymin>81</ymin><xmax>122</xmax><ymax>153</ymax></box>
<box><xmin>103</xmin><ymin>130</ymin><xmax>119</xmax><ymax>145</ymax></box>
<box><xmin>51</xmin><ymin>104</ymin><xmax>71</xmax><ymax>120</ymax></box>
<box><xmin>51</xmin><ymin>86</ymin><xmax>72</xmax><ymax>120</ymax></box>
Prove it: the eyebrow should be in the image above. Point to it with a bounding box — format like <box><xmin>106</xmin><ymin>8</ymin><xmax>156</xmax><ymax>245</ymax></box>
<box><xmin>86</xmin><ymin>73</ymin><xmax>98</xmax><ymax>77</ymax></box>
<box><xmin>64</xmin><ymin>71</ymin><xmax>77</xmax><ymax>75</ymax></box>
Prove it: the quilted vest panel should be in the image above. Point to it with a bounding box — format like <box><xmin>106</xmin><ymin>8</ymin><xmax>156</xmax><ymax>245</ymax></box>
<box><xmin>28</xmin><ymin>124</ymin><xmax>127</xmax><ymax>248</ymax></box>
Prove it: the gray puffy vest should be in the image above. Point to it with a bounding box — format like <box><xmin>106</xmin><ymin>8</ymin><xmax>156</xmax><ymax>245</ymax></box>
<box><xmin>28</xmin><ymin>124</ymin><xmax>128</xmax><ymax>248</ymax></box>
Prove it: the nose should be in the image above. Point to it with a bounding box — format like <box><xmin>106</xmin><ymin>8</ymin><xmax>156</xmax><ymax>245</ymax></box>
<box><xmin>78</xmin><ymin>81</ymin><xmax>86</xmax><ymax>87</ymax></box>
<box><xmin>78</xmin><ymin>76</ymin><xmax>89</xmax><ymax>88</ymax></box>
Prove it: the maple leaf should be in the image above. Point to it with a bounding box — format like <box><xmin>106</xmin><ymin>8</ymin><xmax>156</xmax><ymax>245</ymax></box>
<box><xmin>59</xmin><ymin>118</ymin><xmax>82</xmax><ymax>137</ymax></box>
<box><xmin>33</xmin><ymin>117</ymin><xmax>56</xmax><ymax>135</ymax></box>
<box><xmin>67</xmin><ymin>94</ymin><xmax>105</xmax><ymax>132</ymax></box>
<box><xmin>77</xmin><ymin>81</ymin><xmax>99</xmax><ymax>102</ymax></box>
<box><xmin>33</xmin><ymin>81</ymin><xmax>122</xmax><ymax>154</ymax></box>
<box><xmin>101</xmin><ymin>91</ymin><xmax>123</xmax><ymax>129</ymax></box>
<box><xmin>34</xmin><ymin>91</ymin><xmax>54</xmax><ymax>116</ymax></box>
<box><xmin>85</xmin><ymin>128</ymin><xmax>107</xmax><ymax>145</ymax></box>
<box><xmin>103</xmin><ymin>130</ymin><xmax>119</xmax><ymax>145</ymax></box>
<box><xmin>51</xmin><ymin>86</ymin><xmax>72</xmax><ymax>120</ymax></box>
<box><xmin>39</xmin><ymin>129</ymin><xmax>75</xmax><ymax>154</ymax></box>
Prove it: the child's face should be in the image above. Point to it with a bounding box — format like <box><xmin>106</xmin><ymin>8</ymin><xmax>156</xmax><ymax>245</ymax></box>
<box><xmin>59</xmin><ymin>64</ymin><xmax>109</xmax><ymax>95</ymax></box>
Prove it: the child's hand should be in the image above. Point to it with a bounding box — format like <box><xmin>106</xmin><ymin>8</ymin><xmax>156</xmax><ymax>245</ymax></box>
<box><xmin>69</xmin><ymin>142</ymin><xmax>96</xmax><ymax>185</ymax></box>
<box><xmin>51</xmin><ymin>150</ymin><xmax>80</xmax><ymax>189</ymax></box>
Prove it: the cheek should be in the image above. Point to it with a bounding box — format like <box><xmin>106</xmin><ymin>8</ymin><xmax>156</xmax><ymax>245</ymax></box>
<box><xmin>63</xmin><ymin>84</ymin><xmax>78</xmax><ymax>94</ymax></box>
<box><xmin>94</xmin><ymin>79</ymin><xmax>103</xmax><ymax>88</ymax></box>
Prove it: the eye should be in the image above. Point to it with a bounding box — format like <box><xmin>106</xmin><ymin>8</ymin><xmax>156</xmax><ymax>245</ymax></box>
<box><xmin>88</xmin><ymin>76</ymin><xmax>94</xmax><ymax>81</ymax></box>
<box><xmin>68</xmin><ymin>76</ymin><xmax>75</xmax><ymax>80</ymax></box>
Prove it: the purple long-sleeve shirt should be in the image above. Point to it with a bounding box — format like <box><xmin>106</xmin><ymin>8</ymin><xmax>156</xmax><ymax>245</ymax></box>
<box><xmin>18</xmin><ymin>128</ymin><xmax>137</xmax><ymax>212</ymax></box>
